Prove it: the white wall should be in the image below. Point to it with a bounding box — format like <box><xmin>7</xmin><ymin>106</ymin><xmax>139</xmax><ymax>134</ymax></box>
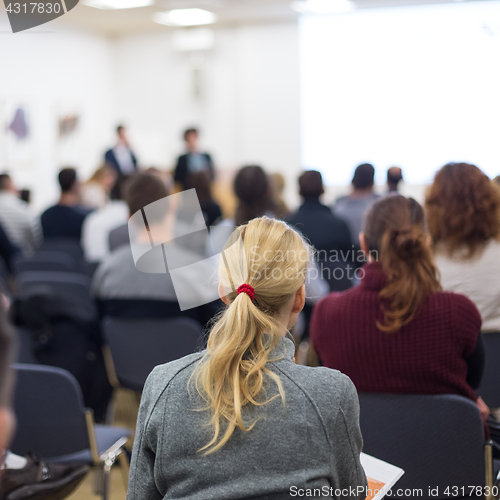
<box><xmin>114</xmin><ymin>23</ymin><xmax>302</xmax><ymax>206</ymax></box>
<box><xmin>0</xmin><ymin>14</ymin><xmax>117</xmax><ymax>211</ymax></box>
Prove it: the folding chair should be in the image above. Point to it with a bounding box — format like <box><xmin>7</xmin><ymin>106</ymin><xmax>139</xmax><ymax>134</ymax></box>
<box><xmin>102</xmin><ymin>316</ymin><xmax>203</xmax><ymax>393</ymax></box>
<box><xmin>358</xmin><ymin>393</ymin><xmax>498</xmax><ymax>500</ymax></box>
<box><xmin>39</xmin><ymin>239</ymin><xmax>84</xmax><ymax>262</ymax></box>
<box><xmin>10</xmin><ymin>364</ymin><xmax>131</xmax><ymax>500</ymax></box>
<box><xmin>477</xmin><ymin>332</ymin><xmax>500</xmax><ymax>409</ymax></box>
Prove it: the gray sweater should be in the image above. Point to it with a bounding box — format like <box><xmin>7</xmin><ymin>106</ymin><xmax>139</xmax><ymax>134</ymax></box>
<box><xmin>127</xmin><ymin>337</ymin><xmax>367</xmax><ymax>500</ymax></box>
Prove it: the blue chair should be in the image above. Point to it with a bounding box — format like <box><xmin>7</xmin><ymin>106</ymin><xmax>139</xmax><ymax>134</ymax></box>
<box><xmin>477</xmin><ymin>332</ymin><xmax>500</xmax><ymax>409</ymax></box>
<box><xmin>358</xmin><ymin>393</ymin><xmax>497</xmax><ymax>499</ymax></box>
<box><xmin>10</xmin><ymin>364</ymin><xmax>131</xmax><ymax>500</ymax></box>
<box><xmin>13</xmin><ymin>251</ymin><xmax>80</xmax><ymax>274</ymax></box>
<box><xmin>102</xmin><ymin>316</ymin><xmax>203</xmax><ymax>393</ymax></box>
<box><xmin>14</xmin><ymin>326</ymin><xmax>37</xmax><ymax>364</ymax></box>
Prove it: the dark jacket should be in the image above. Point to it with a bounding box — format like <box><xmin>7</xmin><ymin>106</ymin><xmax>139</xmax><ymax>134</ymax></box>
<box><xmin>174</xmin><ymin>153</ymin><xmax>214</xmax><ymax>189</ymax></box>
<box><xmin>105</xmin><ymin>148</ymin><xmax>138</xmax><ymax>175</ymax></box>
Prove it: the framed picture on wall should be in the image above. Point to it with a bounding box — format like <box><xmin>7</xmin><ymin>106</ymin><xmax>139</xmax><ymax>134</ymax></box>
<box><xmin>55</xmin><ymin>102</ymin><xmax>84</xmax><ymax>167</ymax></box>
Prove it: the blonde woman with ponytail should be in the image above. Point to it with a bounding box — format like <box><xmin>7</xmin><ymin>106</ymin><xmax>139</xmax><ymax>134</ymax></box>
<box><xmin>128</xmin><ymin>217</ymin><xmax>367</xmax><ymax>500</ymax></box>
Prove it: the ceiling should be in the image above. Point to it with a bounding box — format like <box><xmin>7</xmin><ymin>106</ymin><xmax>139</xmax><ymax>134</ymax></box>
<box><xmin>3</xmin><ymin>0</ymin><xmax>493</xmax><ymax>37</ymax></box>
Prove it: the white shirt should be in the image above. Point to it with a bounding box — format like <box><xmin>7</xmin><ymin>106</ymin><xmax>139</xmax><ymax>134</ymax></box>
<box><xmin>113</xmin><ymin>143</ymin><xmax>135</xmax><ymax>175</ymax></box>
<box><xmin>0</xmin><ymin>191</ymin><xmax>42</xmax><ymax>255</ymax></box>
<box><xmin>435</xmin><ymin>239</ymin><xmax>500</xmax><ymax>333</ymax></box>
<box><xmin>81</xmin><ymin>201</ymin><xmax>129</xmax><ymax>263</ymax></box>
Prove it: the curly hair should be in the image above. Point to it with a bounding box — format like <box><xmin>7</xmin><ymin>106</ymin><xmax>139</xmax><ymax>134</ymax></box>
<box><xmin>425</xmin><ymin>163</ymin><xmax>500</xmax><ymax>258</ymax></box>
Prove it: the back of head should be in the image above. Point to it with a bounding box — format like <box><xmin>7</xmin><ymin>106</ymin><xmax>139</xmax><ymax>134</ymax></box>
<box><xmin>233</xmin><ymin>166</ymin><xmax>271</xmax><ymax>226</ymax></box>
<box><xmin>299</xmin><ymin>170</ymin><xmax>323</xmax><ymax>199</ymax></box>
<box><xmin>193</xmin><ymin>217</ymin><xmax>309</xmax><ymax>454</ymax></box>
<box><xmin>363</xmin><ymin>195</ymin><xmax>441</xmax><ymax>332</ymax></box>
<box><xmin>185</xmin><ymin>171</ymin><xmax>211</xmax><ymax>206</ymax></box>
<box><xmin>0</xmin><ymin>174</ymin><xmax>12</xmax><ymax>192</ymax></box>
<box><xmin>58</xmin><ymin>168</ymin><xmax>78</xmax><ymax>193</ymax></box>
<box><xmin>124</xmin><ymin>173</ymin><xmax>169</xmax><ymax>223</ymax></box>
<box><xmin>425</xmin><ymin>162</ymin><xmax>500</xmax><ymax>258</ymax></box>
<box><xmin>387</xmin><ymin>167</ymin><xmax>403</xmax><ymax>189</ymax></box>
<box><xmin>352</xmin><ymin>163</ymin><xmax>375</xmax><ymax>190</ymax></box>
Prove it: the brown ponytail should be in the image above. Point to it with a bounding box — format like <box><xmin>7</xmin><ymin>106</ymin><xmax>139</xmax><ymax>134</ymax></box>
<box><xmin>364</xmin><ymin>195</ymin><xmax>441</xmax><ymax>332</ymax></box>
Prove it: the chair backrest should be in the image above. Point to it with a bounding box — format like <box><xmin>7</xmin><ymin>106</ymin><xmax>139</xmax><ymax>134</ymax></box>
<box><xmin>102</xmin><ymin>316</ymin><xmax>203</xmax><ymax>392</ymax></box>
<box><xmin>39</xmin><ymin>239</ymin><xmax>84</xmax><ymax>262</ymax></box>
<box><xmin>13</xmin><ymin>252</ymin><xmax>79</xmax><ymax>274</ymax></box>
<box><xmin>10</xmin><ymin>364</ymin><xmax>90</xmax><ymax>458</ymax></box>
<box><xmin>358</xmin><ymin>393</ymin><xmax>485</xmax><ymax>498</ymax></box>
<box><xmin>477</xmin><ymin>332</ymin><xmax>500</xmax><ymax>408</ymax></box>
<box><xmin>17</xmin><ymin>271</ymin><xmax>95</xmax><ymax>320</ymax></box>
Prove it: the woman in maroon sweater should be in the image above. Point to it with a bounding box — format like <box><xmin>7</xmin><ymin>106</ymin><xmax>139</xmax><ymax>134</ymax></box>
<box><xmin>310</xmin><ymin>195</ymin><xmax>488</xmax><ymax>417</ymax></box>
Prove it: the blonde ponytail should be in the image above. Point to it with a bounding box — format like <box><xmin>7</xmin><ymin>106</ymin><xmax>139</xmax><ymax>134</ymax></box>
<box><xmin>191</xmin><ymin>217</ymin><xmax>309</xmax><ymax>454</ymax></box>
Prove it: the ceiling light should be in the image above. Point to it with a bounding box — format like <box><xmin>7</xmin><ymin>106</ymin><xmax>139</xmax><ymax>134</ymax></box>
<box><xmin>153</xmin><ymin>8</ymin><xmax>217</xmax><ymax>27</ymax></box>
<box><xmin>83</xmin><ymin>0</ymin><xmax>154</xmax><ymax>9</ymax></box>
<box><xmin>291</xmin><ymin>0</ymin><xmax>354</xmax><ymax>15</ymax></box>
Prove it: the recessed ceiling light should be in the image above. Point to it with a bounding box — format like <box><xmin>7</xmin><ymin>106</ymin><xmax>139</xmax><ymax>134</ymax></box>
<box><xmin>153</xmin><ymin>8</ymin><xmax>217</xmax><ymax>27</ymax></box>
<box><xmin>291</xmin><ymin>0</ymin><xmax>354</xmax><ymax>14</ymax></box>
<box><xmin>83</xmin><ymin>0</ymin><xmax>154</xmax><ymax>9</ymax></box>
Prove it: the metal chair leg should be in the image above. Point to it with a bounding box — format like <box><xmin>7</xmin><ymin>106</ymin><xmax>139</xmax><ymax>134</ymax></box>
<box><xmin>485</xmin><ymin>441</ymin><xmax>494</xmax><ymax>500</ymax></box>
<box><xmin>102</xmin><ymin>451</ymin><xmax>118</xmax><ymax>500</ymax></box>
<box><xmin>119</xmin><ymin>451</ymin><xmax>130</xmax><ymax>491</ymax></box>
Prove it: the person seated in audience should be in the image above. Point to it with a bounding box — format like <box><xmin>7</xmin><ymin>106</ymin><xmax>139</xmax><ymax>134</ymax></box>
<box><xmin>310</xmin><ymin>195</ymin><xmax>489</xmax><ymax>421</ymax></box>
<box><xmin>92</xmin><ymin>173</ymin><xmax>215</xmax><ymax>325</ymax></box>
<box><xmin>185</xmin><ymin>171</ymin><xmax>222</xmax><ymax>227</ymax></box>
<box><xmin>495</xmin><ymin>175</ymin><xmax>500</xmax><ymax>185</ymax></box>
<box><xmin>333</xmin><ymin>163</ymin><xmax>379</xmax><ymax>250</ymax></box>
<box><xmin>386</xmin><ymin>166</ymin><xmax>403</xmax><ymax>193</ymax></box>
<box><xmin>0</xmin><ymin>296</ymin><xmax>89</xmax><ymax>499</ymax></box>
<box><xmin>286</xmin><ymin>170</ymin><xmax>353</xmax><ymax>292</ymax></box>
<box><xmin>425</xmin><ymin>163</ymin><xmax>500</xmax><ymax>333</ymax></box>
<box><xmin>0</xmin><ymin>173</ymin><xmax>42</xmax><ymax>256</ymax></box>
<box><xmin>81</xmin><ymin>164</ymin><xmax>117</xmax><ymax>210</ymax></box>
<box><xmin>40</xmin><ymin>168</ymin><xmax>91</xmax><ymax>242</ymax></box>
<box><xmin>174</xmin><ymin>128</ymin><xmax>215</xmax><ymax>190</ymax></box>
<box><xmin>0</xmin><ymin>223</ymin><xmax>20</xmax><ymax>274</ymax></box>
<box><xmin>128</xmin><ymin>217</ymin><xmax>367</xmax><ymax>500</ymax></box>
<box><xmin>270</xmin><ymin>172</ymin><xmax>290</xmax><ymax>219</ymax></box>
<box><xmin>233</xmin><ymin>165</ymin><xmax>275</xmax><ymax>226</ymax></box>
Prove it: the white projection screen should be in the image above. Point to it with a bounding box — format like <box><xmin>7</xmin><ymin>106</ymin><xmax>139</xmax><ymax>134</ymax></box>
<box><xmin>300</xmin><ymin>1</ymin><xmax>500</xmax><ymax>186</ymax></box>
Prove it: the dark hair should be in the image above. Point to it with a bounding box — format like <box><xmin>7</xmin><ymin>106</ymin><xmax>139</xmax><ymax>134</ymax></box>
<box><xmin>299</xmin><ymin>170</ymin><xmax>323</xmax><ymax>198</ymax></box>
<box><xmin>125</xmin><ymin>173</ymin><xmax>169</xmax><ymax>223</ymax></box>
<box><xmin>352</xmin><ymin>163</ymin><xmax>375</xmax><ymax>190</ymax></box>
<box><xmin>425</xmin><ymin>163</ymin><xmax>500</xmax><ymax>258</ymax></box>
<box><xmin>364</xmin><ymin>195</ymin><xmax>441</xmax><ymax>332</ymax></box>
<box><xmin>233</xmin><ymin>166</ymin><xmax>273</xmax><ymax>226</ymax></box>
<box><xmin>0</xmin><ymin>174</ymin><xmax>11</xmax><ymax>191</ymax></box>
<box><xmin>185</xmin><ymin>171</ymin><xmax>212</xmax><ymax>207</ymax></box>
<box><xmin>58</xmin><ymin>168</ymin><xmax>78</xmax><ymax>193</ymax></box>
<box><xmin>387</xmin><ymin>167</ymin><xmax>403</xmax><ymax>187</ymax></box>
<box><xmin>184</xmin><ymin>128</ymin><xmax>198</xmax><ymax>141</ymax></box>
<box><xmin>116</xmin><ymin>125</ymin><xmax>125</xmax><ymax>135</ymax></box>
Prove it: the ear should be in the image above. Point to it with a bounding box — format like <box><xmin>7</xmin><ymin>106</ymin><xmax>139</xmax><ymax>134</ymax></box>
<box><xmin>292</xmin><ymin>285</ymin><xmax>306</xmax><ymax>314</ymax></box>
<box><xmin>359</xmin><ymin>232</ymin><xmax>369</xmax><ymax>257</ymax></box>
<box><xmin>218</xmin><ymin>282</ymin><xmax>230</xmax><ymax>306</ymax></box>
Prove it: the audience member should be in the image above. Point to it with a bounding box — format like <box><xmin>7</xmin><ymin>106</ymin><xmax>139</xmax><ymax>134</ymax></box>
<box><xmin>0</xmin><ymin>298</ymin><xmax>89</xmax><ymax>498</ymax></box>
<box><xmin>311</xmin><ymin>195</ymin><xmax>488</xmax><ymax>420</ymax></box>
<box><xmin>494</xmin><ymin>175</ymin><xmax>500</xmax><ymax>185</ymax></box>
<box><xmin>387</xmin><ymin>166</ymin><xmax>403</xmax><ymax>192</ymax></box>
<box><xmin>92</xmin><ymin>173</ymin><xmax>215</xmax><ymax>325</ymax></box>
<box><xmin>0</xmin><ymin>224</ymin><xmax>20</xmax><ymax>274</ymax></box>
<box><xmin>426</xmin><ymin>163</ymin><xmax>500</xmax><ymax>333</ymax></box>
<box><xmin>81</xmin><ymin>183</ymin><xmax>129</xmax><ymax>263</ymax></box>
<box><xmin>128</xmin><ymin>217</ymin><xmax>367</xmax><ymax>500</ymax></box>
<box><xmin>286</xmin><ymin>170</ymin><xmax>353</xmax><ymax>291</ymax></box>
<box><xmin>0</xmin><ymin>174</ymin><xmax>42</xmax><ymax>255</ymax></box>
<box><xmin>233</xmin><ymin>165</ymin><xmax>275</xmax><ymax>226</ymax></box>
<box><xmin>174</xmin><ymin>128</ymin><xmax>215</xmax><ymax>190</ymax></box>
<box><xmin>185</xmin><ymin>171</ymin><xmax>222</xmax><ymax>227</ymax></box>
<box><xmin>270</xmin><ymin>172</ymin><xmax>290</xmax><ymax>219</ymax></box>
<box><xmin>333</xmin><ymin>163</ymin><xmax>379</xmax><ymax>248</ymax></box>
<box><xmin>81</xmin><ymin>164</ymin><xmax>117</xmax><ymax>210</ymax></box>
<box><xmin>41</xmin><ymin>168</ymin><xmax>90</xmax><ymax>242</ymax></box>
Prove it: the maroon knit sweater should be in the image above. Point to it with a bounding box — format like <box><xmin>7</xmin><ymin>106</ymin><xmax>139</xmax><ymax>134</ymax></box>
<box><xmin>310</xmin><ymin>262</ymin><xmax>481</xmax><ymax>402</ymax></box>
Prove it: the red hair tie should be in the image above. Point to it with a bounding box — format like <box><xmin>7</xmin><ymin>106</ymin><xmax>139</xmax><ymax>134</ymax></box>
<box><xmin>237</xmin><ymin>284</ymin><xmax>255</xmax><ymax>301</ymax></box>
